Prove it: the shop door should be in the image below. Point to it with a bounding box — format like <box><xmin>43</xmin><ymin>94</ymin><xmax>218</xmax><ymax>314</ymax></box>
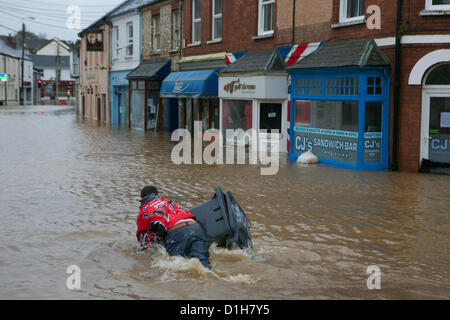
<box><xmin>97</xmin><ymin>97</ymin><xmax>101</xmax><ymax>123</ymax></box>
<box><xmin>422</xmin><ymin>95</ymin><xmax>450</xmax><ymax>164</ymax></box>
<box><xmin>147</xmin><ymin>92</ymin><xmax>158</xmax><ymax>131</ymax></box>
<box><xmin>259</xmin><ymin>103</ymin><xmax>283</xmax><ymax>151</ymax></box>
<box><xmin>421</xmin><ymin>64</ymin><xmax>450</xmax><ymax>165</ymax></box>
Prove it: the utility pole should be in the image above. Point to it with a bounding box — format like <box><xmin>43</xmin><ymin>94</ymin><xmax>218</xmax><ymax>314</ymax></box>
<box><xmin>20</xmin><ymin>23</ymin><xmax>25</xmax><ymax>105</ymax></box>
<box><xmin>55</xmin><ymin>44</ymin><xmax>60</xmax><ymax>105</ymax></box>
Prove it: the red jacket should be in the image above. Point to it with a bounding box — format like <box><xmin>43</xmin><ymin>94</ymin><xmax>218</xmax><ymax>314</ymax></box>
<box><xmin>136</xmin><ymin>195</ymin><xmax>195</xmax><ymax>244</ymax></box>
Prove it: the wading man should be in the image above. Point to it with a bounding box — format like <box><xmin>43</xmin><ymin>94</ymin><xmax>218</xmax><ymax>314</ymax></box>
<box><xmin>136</xmin><ymin>185</ymin><xmax>211</xmax><ymax>269</ymax></box>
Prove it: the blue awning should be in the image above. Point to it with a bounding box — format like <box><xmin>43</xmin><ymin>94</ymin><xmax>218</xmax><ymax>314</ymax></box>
<box><xmin>160</xmin><ymin>69</ymin><xmax>218</xmax><ymax>98</ymax></box>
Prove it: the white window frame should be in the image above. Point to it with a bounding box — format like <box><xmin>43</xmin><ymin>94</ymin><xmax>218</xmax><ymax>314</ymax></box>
<box><xmin>152</xmin><ymin>15</ymin><xmax>161</xmax><ymax>52</ymax></box>
<box><xmin>212</xmin><ymin>0</ymin><xmax>222</xmax><ymax>40</ymax></box>
<box><xmin>192</xmin><ymin>0</ymin><xmax>201</xmax><ymax>44</ymax></box>
<box><xmin>425</xmin><ymin>0</ymin><xmax>450</xmax><ymax>11</ymax></box>
<box><xmin>172</xmin><ymin>9</ymin><xmax>180</xmax><ymax>50</ymax></box>
<box><xmin>126</xmin><ymin>22</ymin><xmax>133</xmax><ymax>57</ymax></box>
<box><xmin>258</xmin><ymin>0</ymin><xmax>275</xmax><ymax>36</ymax></box>
<box><xmin>339</xmin><ymin>0</ymin><xmax>365</xmax><ymax>23</ymax></box>
<box><xmin>113</xmin><ymin>26</ymin><xmax>119</xmax><ymax>58</ymax></box>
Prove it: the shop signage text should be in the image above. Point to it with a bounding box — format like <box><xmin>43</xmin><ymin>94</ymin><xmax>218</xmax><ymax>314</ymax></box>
<box><xmin>294</xmin><ymin>127</ymin><xmax>358</xmax><ymax>164</ymax></box>
<box><xmin>223</xmin><ymin>78</ymin><xmax>256</xmax><ymax>94</ymax></box>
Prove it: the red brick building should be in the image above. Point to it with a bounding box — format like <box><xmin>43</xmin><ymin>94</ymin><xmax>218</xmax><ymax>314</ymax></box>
<box><xmin>329</xmin><ymin>0</ymin><xmax>450</xmax><ymax>172</ymax></box>
<box><xmin>167</xmin><ymin>0</ymin><xmax>333</xmax><ymax>152</ymax></box>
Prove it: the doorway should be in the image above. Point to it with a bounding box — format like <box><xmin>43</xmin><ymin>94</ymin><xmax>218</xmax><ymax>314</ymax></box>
<box><xmin>259</xmin><ymin>102</ymin><xmax>284</xmax><ymax>152</ymax></box>
<box><xmin>420</xmin><ymin>64</ymin><xmax>450</xmax><ymax>165</ymax></box>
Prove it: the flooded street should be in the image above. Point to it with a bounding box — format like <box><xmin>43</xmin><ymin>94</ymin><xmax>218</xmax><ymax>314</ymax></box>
<box><xmin>0</xmin><ymin>105</ymin><xmax>449</xmax><ymax>299</ymax></box>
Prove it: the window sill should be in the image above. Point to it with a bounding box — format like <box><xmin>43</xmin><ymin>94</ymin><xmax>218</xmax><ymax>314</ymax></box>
<box><xmin>419</xmin><ymin>9</ymin><xmax>450</xmax><ymax>16</ymax></box>
<box><xmin>207</xmin><ymin>38</ymin><xmax>222</xmax><ymax>45</ymax></box>
<box><xmin>187</xmin><ymin>42</ymin><xmax>201</xmax><ymax>48</ymax></box>
<box><xmin>252</xmin><ymin>33</ymin><xmax>274</xmax><ymax>40</ymax></box>
<box><xmin>169</xmin><ymin>49</ymin><xmax>180</xmax><ymax>54</ymax></box>
<box><xmin>331</xmin><ymin>18</ymin><xmax>366</xmax><ymax>28</ymax></box>
<box><xmin>124</xmin><ymin>56</ymin><xmax>133</xmax><ymax>60</ymax></box>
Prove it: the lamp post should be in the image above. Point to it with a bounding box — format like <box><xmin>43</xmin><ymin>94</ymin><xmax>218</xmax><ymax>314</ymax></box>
<box><xmin>20</xmin><ymin>17</ymin><xmax>35</xmax><ymax>106</ymax></box>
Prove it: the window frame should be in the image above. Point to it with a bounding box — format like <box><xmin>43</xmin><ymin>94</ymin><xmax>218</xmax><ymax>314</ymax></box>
<box><xmin>212</xmin><ymin>0</ymin><xmax>222</xmax><ymax>40</ymax></box>
<box><xmin>258</xmin><ymin>0</ymin><xmax>275</xmax><ymax>36</ymax></box>
<box><xmin>113</xmin><ymin>26</ymin><xmax>119</xmax><ymax>58</ymax></box>
<box><xmin>192</xmin><ymin>0</ymin><xmax>201</xmax><ymax>44</ymax></box>
<box><xmin>339</xmin><ymin>0</ymin><xmax>365</xmax><ymax>23</ymax></box>
<box><xmin>171</xmin><ymin>9</ymin><xmax>180</xmax><ymax>50</ymax></box>
<box><xmin>126</xmin><ymin>22</ymin><xmax>133</xmax><ymax>57</ymax></box>
<box><xmin>425</xmin><ymin>0</ymin><xmax>450</xmax><ymax>11</ymax></box>
<box><xmin>152</xmin><ymin>15</ymin><xmax>161</xmax><ymax>52</ymax></box>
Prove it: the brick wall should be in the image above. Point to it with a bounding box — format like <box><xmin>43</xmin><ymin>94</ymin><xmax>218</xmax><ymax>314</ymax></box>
<box><xmin>182</xmin><ymin>0</ymin><xmax>332</xmax><ymax>57</ymax></box>
<box><xmin>141</xmin><ymin>0</ymin><xmax>181</xmax><ymax>69</ymax></box>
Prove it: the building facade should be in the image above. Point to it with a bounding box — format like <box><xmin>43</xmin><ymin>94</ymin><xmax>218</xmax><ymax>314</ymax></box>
<box><xmin>79</xmin><ymin>21</ymin><xmax>111</xmax><ymax>122</ymax></box>
<box><xmin>175</xmin><ymin>0</ymin><xmax>333</xmax><ymax>152</ymax></box>
<box><xmin>327</xmin><ymin>0</ymin><xmax>450</xmax><ymax>171</ymax></box>
<box><xmin>109</xmin><ymin>1</ymin><xmax>147</xmax><ymax>128</ymax></box>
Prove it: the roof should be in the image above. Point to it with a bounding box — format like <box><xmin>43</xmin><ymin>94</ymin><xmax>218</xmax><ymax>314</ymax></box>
<box><xmin>288</xmin><ymin>39</ymin><xmax>391</xmax><ymax>70</ymax></box>
<box><xmin>79</xmin><ymin>0</ymin><xmax>158</xmax><ymax>36</ymax></box>
<box><xmin>28</xmin><ymin>54</ymin><xmax>70</xmax><ymax>68</ymax></box>
<box><xmin>219</xmin><ymin>49</ymin><xmax>286</xmax><ymax>74</ymax></box>
<box><xmin>109</xmin><ymin>0</ymin><xmax>158</xmax><ymax>19</ymax></box>
<box><xmin>126</xmin><ymin>57</ymin><xmax>171</xmax><ymax>80</ymax></box>
<box><xmin>0</xmin><ymin>38</ymin><xmax>32</xmax><ymax>61</ymax></box>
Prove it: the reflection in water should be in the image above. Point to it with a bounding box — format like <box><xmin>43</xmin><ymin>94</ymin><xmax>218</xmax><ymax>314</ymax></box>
<box><xmin>0</xmin><ymin>105</ymin><xmax>449</xmax><ymax>299</ymax></box>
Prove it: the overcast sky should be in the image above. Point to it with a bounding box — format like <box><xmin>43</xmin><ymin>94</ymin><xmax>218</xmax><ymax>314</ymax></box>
<box><xmin>0</xmin><ymin>0</ymin><xmax>125</xmax><ymax>42</ymax></box>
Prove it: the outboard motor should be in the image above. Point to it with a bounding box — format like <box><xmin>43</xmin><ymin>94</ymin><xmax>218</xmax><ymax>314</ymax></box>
<box><xmin>190</xmin><ymin>187</ymin><xmax>253</xmax><ymax>250</ymax></box>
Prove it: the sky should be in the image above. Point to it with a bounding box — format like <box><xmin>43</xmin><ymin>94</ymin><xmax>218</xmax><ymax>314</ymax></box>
<box><xmin>0</xmin><ymin>0</ymin><xmax>125</xmax><ymax>42</ymax></box>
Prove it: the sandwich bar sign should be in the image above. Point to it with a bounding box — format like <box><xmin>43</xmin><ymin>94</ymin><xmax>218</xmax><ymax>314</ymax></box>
<box><xmin>0</xmin><ymin>73</ymin><xmax>7</xmax><ymax>82</ymax></box>
<box><xmin>294</xmin><ymin>127</ymin><xmax>358</xmax><ymax>164</ymax></box>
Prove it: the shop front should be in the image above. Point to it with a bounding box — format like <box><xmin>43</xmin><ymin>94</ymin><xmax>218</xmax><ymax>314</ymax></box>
<box><xmin>218</xmin><ymin>49</ymin><xmax>289</xmax><ymax>151</ymax></box>
<box><xmin>110</xmin><ymin>70</ymin><xmax>130</xmax><ymax>128</ymax></box>
<box><xmin>288</xmin><ymin>39</ymin><xmax>391</xmax><ymax>170</ymax></box>
<box><xmin>126</xmin><ymin>58</ymin><xmax>174</xmax><ymax>132</ymax></box>
<box><xmin>160</xmin><ymin>69</ymin><xmax>220</xmax><ymax>133</ymax></box>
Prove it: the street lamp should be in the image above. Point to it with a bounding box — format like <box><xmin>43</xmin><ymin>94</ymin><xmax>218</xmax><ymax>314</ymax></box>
<box><xmin>20</xmin><ymin>17</ymin><xmax>35</xmax><ymax>106</ymax></box>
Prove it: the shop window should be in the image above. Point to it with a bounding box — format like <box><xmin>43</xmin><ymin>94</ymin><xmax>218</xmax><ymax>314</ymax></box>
<box><xmin>340</xmin><ymin>0</ymin><xmax>365</xmax><ymax>23</ymax></box>
<box><xmin>367</xmin><ymin>77</ymin><xmax>382</xmax><ymax>95</ymax></box>
<box><xmin>223</xmin><ymin>100</ymin><xmax>252</xmax><ymax>130</ymax></box>
<box><xmin>295</xmin><ymin>100</ymin><xmax>358</xmax><ymax>133</ymax></box>
<box><xmin>192</xmin><ymin>0</ymin><xmax>201</xmax><ymax>43</ymax></box>
<box><xmin>212</xmin><ymin>0</ymin><xmax>222</xmax><ymax>40</ymax></box>
<box><xmin>326</xmin><ymin>77</ymin><xmax>359</xmax><ymax>96</ymax></box>
<box><xmin>425</xmin><ymin>64</ymin><xmax>450</xmax><ymax>85</ymax></box>
<box><xmin>294</xmin><ymin>100</ymin><xmax>311</xmax><ymax>126</ymax></box>
<box><xmin>425</xmin><ymin>0</ymin><xmax>450</xmax><ymax>11</ymax></box>
<box><xmin>258</xmin><ymin>0</ymin><xmax>274</xmax><ymax>36</ymax></box>
<box><xmin>223</xmin><ymin>100</ymin><xmax>253</xmax><ymax>146</ymax></box>
<box><xmin>293</xmin><ymin>78</ymin><xmax>322</xmax><ymax>96</ymax></box>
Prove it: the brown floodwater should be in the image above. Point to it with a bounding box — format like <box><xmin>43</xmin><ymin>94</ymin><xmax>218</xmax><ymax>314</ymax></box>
<box><xmin>0</xmin><ymin>105</ymin><xmax>449</xmax><ymax>299</ymax></box>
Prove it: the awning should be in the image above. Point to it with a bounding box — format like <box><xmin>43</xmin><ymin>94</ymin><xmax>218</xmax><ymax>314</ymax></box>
<box><xmin>160</xmin><ymin>69</ymin><xmax>219</xmax><ymax>98</ymax></box>
<box><xmin>126</xmin><ymin>58</ymin><xmax>171</xmax><ymax>81</ymax></box>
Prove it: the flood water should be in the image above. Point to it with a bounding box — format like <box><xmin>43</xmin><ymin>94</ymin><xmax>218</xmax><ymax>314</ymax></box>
<box><xmin>0</xmin><ymin>105</ymin><xmax>449</xmax><ymax>300</ymax></box>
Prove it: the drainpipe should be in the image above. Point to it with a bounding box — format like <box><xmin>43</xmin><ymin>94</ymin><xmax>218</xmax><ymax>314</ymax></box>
<box><xmin>391</xmin><ymin>0</ymin><xmax>403</xmax><ymax>171</ymax></box>
<box><xmin>292</xmin><ymin>0</ymin><xmax>296</xmax><ymax>44</ymax></box>
<box><xmin>179</xmin><ymin>1</ymin><xmax>183</xmax><ymax>61</ymax></box>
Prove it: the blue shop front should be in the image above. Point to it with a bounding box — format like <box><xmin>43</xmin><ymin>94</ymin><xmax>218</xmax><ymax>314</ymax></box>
<box><xmin>287</xmin><ymin>39</ymin><xmax>391</xmax><ymax>170</ymax></box>
<box><xmin>160</xmin><ymin>68</ymin><xmax>221</xmax><ymax>133</ymax></box>
<box><xmin>110</xmin><ymin>70</ymin><xmax>130</xmax><ymax>127</ymax></box>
